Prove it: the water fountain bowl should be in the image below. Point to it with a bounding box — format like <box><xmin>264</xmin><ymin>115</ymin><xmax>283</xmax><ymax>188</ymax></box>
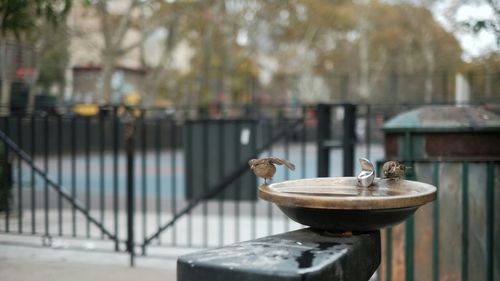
<box><xmin>258</xmin><ymin>177</ymin><xmax>436</xmax><ymax>232</ymax></box>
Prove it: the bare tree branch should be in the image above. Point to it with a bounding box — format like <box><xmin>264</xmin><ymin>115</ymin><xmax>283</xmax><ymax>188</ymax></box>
<box><xmin>114</xmin><ymin>0</ymin><xmax>140</xmax><ymax>47</ymax></box>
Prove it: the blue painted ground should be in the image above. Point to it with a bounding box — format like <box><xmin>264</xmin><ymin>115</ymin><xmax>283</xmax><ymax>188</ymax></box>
<box><xmin>14</xmin><ymin>143</ymin><xmax>384</xmax><ymax>199</ymax></box>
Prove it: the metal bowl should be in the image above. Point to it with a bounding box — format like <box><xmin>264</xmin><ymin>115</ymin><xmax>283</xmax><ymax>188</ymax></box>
<box><xmin>258</xmin><ymin>177</ymin><xmax>437</xmax><ymax>232</ymax></box>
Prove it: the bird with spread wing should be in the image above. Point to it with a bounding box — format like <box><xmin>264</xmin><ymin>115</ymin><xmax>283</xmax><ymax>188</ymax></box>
<box><xmin>248</xmin><ymin>157</ymin><xmax>295</xmax><ymax>184</ymax></box>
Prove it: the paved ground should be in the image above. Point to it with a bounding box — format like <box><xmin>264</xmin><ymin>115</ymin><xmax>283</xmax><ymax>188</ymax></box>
<box><xmin>0</xmin><ymin>235</ymin><xmax>186</xmax><ymax>281</ymax></box>
<box><xmin>1</xmin><ymin>259</ymin><xmax>175</xmax><ymax>281</ymax></box>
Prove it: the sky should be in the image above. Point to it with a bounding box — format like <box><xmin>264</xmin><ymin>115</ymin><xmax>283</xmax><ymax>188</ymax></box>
<box><xmin>432</xmin><ymin>0</ymin><xmax>499</xmax><ymax>61</ymax></box>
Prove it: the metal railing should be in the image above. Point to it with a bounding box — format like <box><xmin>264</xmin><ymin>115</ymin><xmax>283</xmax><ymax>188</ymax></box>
<box><xmin>0</xmin><ymin>103</ymin><xmax>497</xmax><ymax>281</ymax></box>
<box><xmin>0</xmin><ymin>105</ymin><xmax>320</xmax><ymax>265</ymax></box>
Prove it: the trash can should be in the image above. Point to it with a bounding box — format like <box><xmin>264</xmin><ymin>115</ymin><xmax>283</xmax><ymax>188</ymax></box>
<box><xmin>184</xmin><ymin>119</ymin><xmax>257</xmax><ymax>200</ymax></box>
<box><xmin>9</xmin><ymin>82</ymin><xmax>29</xmax><ymax>114</ymax></box>
<box><xmin>0</xmin><ymin>142</ymin><xmax>12</xmax><ymax>212</ymax></box>
<box><xmin>383</xmin><ymin>105</ymin><xmax>500</xmax><ymax>160</ymax></box>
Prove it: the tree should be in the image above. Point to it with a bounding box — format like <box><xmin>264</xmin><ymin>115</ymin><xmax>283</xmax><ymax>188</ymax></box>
<box><xmin>461</xmin><ymin>0</ymin><xmax>500</xmax><ymax>46</ymax></box>
<box><xmin>299</xmin><ymin>1</ymin><xmax>461</xmax><ymax>103</ymax></box>
<box><xmin>0</xmin><ymin>0</ymin><xmax>71</xmax><ymax>112</ymax></box>
<box><xmin>76</xmin><ymin>0</ymin><xmax>190</xmax><ymax>104</ymax></box>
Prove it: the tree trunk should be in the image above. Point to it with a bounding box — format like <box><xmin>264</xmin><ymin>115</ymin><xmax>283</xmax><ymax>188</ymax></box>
<box><xmin>358</xmin><ymin>20</ymin><xmax>370</xmax><ymax>100</ymax></box>
<box><xmin>144</xmin><ymin>12</ymin><xmax>181</xmax><ymax>104</ymax></box>
<box><xmin>100</xmin><ymin>54</ymin><xmax>115</xmax><ymax>104</ymax></box>
<box><xmin>0</xmin><ymin>40</ymin><xmax>10</xmax><ymax>115</ymax></box>
<box><xmin>197</xmin><ymin>15</ymin><xmax>214</xmax><ymax>107</ymax></box>
<box><xmin>221</xmin><ymin>1</ymin><xmax>233</xmax><ymax>109</ymax></box>
<box><xmin>26</xmin><ymin>66</ymin><xmax>39</xmax><ymax>113</ymax></box>
<box><xmin>422</xmin><ymin>34</ymin><xmax>434</xmax><ymax>103</ymax></box>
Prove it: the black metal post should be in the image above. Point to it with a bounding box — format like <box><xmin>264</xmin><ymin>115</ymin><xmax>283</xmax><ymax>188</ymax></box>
<box><xmin>17</xmin><ymin>116</ymin><xmax>23</xmax><ymax>233</ymax></box>
<box><xmin>171</xmin><ymin>118</ymin><xmax>177</xmax><ymax>246</ymax></box>
<box><xmin>365</xmin><ymin>104</ymin><xmax>371</xmax><ymax>160</ymax></box>
<box><xmin>124</xmin><ymin>109</ymin><xmax>136</xmax><ymax>267</ymax></box>
<box><xmin>112</xmin><ymin>107</ymin><xmax>119</xmax><ymax>251</ymax></box>
<box><xmin>342</xmin><ymin>104</ymin><xmax>356</xmax><ymax>176</ymax></box>
<box><xmin>316</xmin><ymin>104</ymin><xmax>330</xmax><ymax>177</ymax></box>
<box><xmin>99</xmin><ymin>112</ymin><xmax>105</xmax><ymax>239</ymax></box>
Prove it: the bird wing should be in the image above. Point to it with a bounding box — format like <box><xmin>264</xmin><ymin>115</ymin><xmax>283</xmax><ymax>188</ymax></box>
<box><xmin>359</xmin><ymin>158</ymin><xmax>374</xmax><ymax>171</ymax></box>
<box><xmin>268</xmin><ymin>157</ymin><xmax>295</xmax><ymax>171</ymax></box>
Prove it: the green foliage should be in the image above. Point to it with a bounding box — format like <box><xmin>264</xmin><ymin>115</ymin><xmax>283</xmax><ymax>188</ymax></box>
<box><xmin>0</xmin><ymin>0</ymin><xmax>71</xmax><ymax>38</ymax></box>
<box><xmin>37</xmin><ymin>23</ymin><xmax>70</xmax><ymax>93</ymax></box>
<box><xmin>34</xmin><ymin>0</ymin><xmax>72</xmax><ymax>26</ymax></box>
<box><xmin>0</xmin><ymin>0</ymin><xmax>33</xmax><ymax>38</ymax></box>
<box><xmin>463</xmin><ymin>19</ymin><xmax>500</xmax><ymax>46</ymax></box>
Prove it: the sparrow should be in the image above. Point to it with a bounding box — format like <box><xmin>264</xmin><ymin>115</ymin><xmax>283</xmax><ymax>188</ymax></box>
<box><xmin>248</xmin><ymin>157</ymin><xmax>295</xmax><ymax>184</ymax></box>
<box><xmin>381</xmin><ymin>161</ymin><xmax>406</xmax><ymax>180</ymax></box>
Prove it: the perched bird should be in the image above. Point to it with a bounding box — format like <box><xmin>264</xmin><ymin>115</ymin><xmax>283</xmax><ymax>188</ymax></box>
<box><xmin>382</xmin><ymin>161</ymin><xmax>407</xmax><ymax>180</ymax></box>
<box><xmin>248</xmin><ymin>157</ymin><xmax>295</xmax><ymax>184</ymax></box>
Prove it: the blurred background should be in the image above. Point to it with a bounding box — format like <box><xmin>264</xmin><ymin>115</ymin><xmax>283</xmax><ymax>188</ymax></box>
<box><xmin>0</xmin><ymin>1</ymin><xmax>499</xmax><ymax>281</ymax></box>
<box><xmin>0</xmin><ymin>0</ymin><xmax>499</xmax><ymax>110</ymax></box>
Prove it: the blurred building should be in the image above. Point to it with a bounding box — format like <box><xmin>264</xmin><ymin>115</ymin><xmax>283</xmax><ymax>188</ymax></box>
<box><xmin>66</xmin><ymin>1</ymin><xmax>145</xmax><ymax>105</ymax></box>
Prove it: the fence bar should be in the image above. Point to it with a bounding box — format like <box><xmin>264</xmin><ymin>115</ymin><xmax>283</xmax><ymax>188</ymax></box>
<box><xmin>267</xmin><ymin>120</ymin><xmax>273</xmax><ymax>235</ymax></box>
<box><xmin>284</xmin><ymin>119</ymin><xmax>290</xmax><ymax>231</ymax></box>
<box><xmin>386</xmin><ymin>228</ymin><xmax>393</xmax><ymax>281</ymax></box>
<box><xmin>316</xmin><ymin>104</ymin><xmax>330</xmax><ymax>177</ymax></box>
<box><xmin>85</xmin><ymin>117</ymin><xmax>91</xmax><ymax>238</ymax></box>
<box><xmin>99</xmin><ymin>113</ymin><xmax>105</xmax><ymax>239</ymax></box>
<box><xmin>202</xmin><ymin>119</ymin><xmax>209</xmax><ymax>247</ymax></box>
<box><xmin>141</xmin><ymin>114</ymin><xmax>147</xmax><ymax>244</ymax></box>
<box><xmin>234</xmin><ymin>120</ymin><xmax>241</xmax><ymax>243</ymax></box>
<box><xmin>462</xmin><ymin>161</ymin><xmax>469</xmax><ymax>281</ymax></box>
<box><xmin>30</xmin><ymin>115</ymin><xmax>35</xmax><ymax>234</ymax></box>
<box><xmin>3</xmin><ymin>117</ymin><xmax>9</xmax><ymax>232</ymax></box>
<box><xmin>404</xmin><ymin>161</ymin><xmax>416</xmax><ymax>281</ymax></box>
<box><xmin>218</xmin><ymin>121</ymin><xmax>225</xmax><ymax>246</ymax></box>
<box><xmin>155</xmin><ymin>118</ymin><xmax>161</xmax><ymax>244</ymax></box>
<box><xmin>186</xmin><ymin>121</ymin><xmax>192</xmax><ymax>247</ymax></box>
<box><xmin>71</xmin><ymin>117</ymin><xmax>76</xmax><ymax>237</ymax></box>
<box><xmin>365</xmin><ymin>104</ymin><xmax>371</xmax><ymax>159</ymax></box>
<box><xmin>432</xmin><ymin>161</ymin><xmax>440</xmax><ymax>281</ymax></box>
<box><xmin>57</xmin><ymin>115</ymin><xmax>62</xmax><ymax>236</ymax></box>
<box><xmin>43</xmin><ymin>115</ymin><xmax>49</xmax><ymax>237</ymax></box>
<box><xmin>125</xmin><ymin>111</ymin><xmax>135</xmax><ymax>267</ymax></box>
<box><xmin>301</xmin><ymin>110</ymin><xmax>306</xmax><ymax>180</ymax></box>
<box><xmin>343</xmin><ymin>104</ymin><xmax>356</xmax><ymax>176</ymax></box>
<box><xmin>112</xmin><ymin>108</ymin><xmax>119</xmax><ymax>251</ymax></box>
<box><xmin>17</xmin><ymin>116</ymin><xmax>23</xmax><ymax>233</ymax></box>
<box><xmin>404</xmin><ymin>216</ymin><xmax>415</xmax><ymax>281</ymax></box>
<box><xmin>250</xmin><ymin>121</ymin><xmax>257</xmax><ymax>240</ymax></box>
<box><xmin>171</xmin><ymin>118</ymin><xmax>177</xmax><ymax>246</ymax></box>
<box><xmin>486</xmin><ymin>162</ymin><xmax>494</xmax><ymax>281</ymax></box>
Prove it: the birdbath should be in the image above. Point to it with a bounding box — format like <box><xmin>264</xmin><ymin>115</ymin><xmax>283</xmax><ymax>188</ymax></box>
<box><xmin>258</xmin><ymin>159</ymin><xmax>436</xmax><ymax>232</ymax></box>
<box><xmin>177</xmin><ymin>159</ymin><xmax>437</xmax><ymax>281</ymax></box>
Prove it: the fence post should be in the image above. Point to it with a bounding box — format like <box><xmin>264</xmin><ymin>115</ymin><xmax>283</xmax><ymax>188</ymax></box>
<box><xmin>316</xmin><ymin>104</ymin><xmax>330</xmax><ymax>177</ymax></box>
<box><xmin>112</xmin><ymin>107</ymin><xmax>120</xmax><ymax>252</ymax></box>
<box><xmin>124</xmin><ymin>108</ymin><xmax>136</xmax><ymax>267</ymax></box>
<box><xmin>342</xmin><ymin>104</ymin><xmax>356</xmax><ymax>176</ymax></box>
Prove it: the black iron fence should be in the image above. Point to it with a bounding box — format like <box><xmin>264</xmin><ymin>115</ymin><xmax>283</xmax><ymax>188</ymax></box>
<box><xmin>0</xmin><ymin>103</ymin><xmax>498</xmax><ymax>280</ymax></box>
<box><xmin>0</xmin><ymin>105</ymin><xmax>324</xmax><ymax>265</ymax></box>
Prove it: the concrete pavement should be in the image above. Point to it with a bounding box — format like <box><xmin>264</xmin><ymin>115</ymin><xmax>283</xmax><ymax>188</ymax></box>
<box><xmin>0</xmin><ymin>236</ymin><xmax>182</xmax><ymax>281</ymax></box>
<box><xmin>0</xmin><ymin>259</ymin><xmax>175</xmax><ymax>281</ymax></box>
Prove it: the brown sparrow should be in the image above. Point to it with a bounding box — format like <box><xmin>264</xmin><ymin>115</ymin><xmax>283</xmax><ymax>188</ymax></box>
<box><xmin>382</xmin><ymin>161</ymin><xmax>406</xmax><ymax>180</ymax></box>
<box><xmin>248</xmin><ymin>157</ymin><xmax>295</xmax><ymax>184</ymax></box>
